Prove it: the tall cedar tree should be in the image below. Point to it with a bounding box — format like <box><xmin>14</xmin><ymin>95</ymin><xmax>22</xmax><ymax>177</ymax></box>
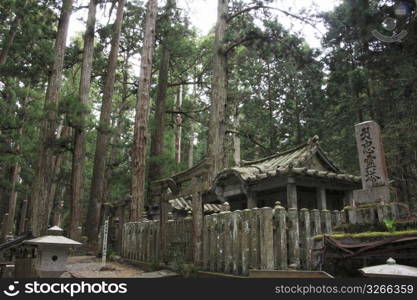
<box><xmin>87</xmin><ymin>0</ymin><xmax>126</xmax><ymax>250</ymax></box>
<box><xmin>131</xmin><ymin>0</ymin><xmax>158</xmax><ymax>221</ymax></box>
<box><xmin>149</xmin><ymin>0</ymin><xmax>175</xmax><ymax>183</ymax></box>
<box><xmin>208</xmin><ymin>0</ymin><xmax>228</xmax><ymax>181</ymax></box>
<box><xmin>30</xmin><ymin>0</ymin><xmax>73</xmax><ymax>237</ymax></box>
<box><xmin>70</xmin><ymin>0</ymin><xmax>97</xmax><ymax>240</ymax></box>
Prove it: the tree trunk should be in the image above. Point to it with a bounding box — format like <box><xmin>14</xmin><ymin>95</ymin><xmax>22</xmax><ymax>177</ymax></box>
<box><xmin>70</xmin><ymin>0</ymin><xmax>97</xmax><ymax>240</ymax></box>
<box><xmin>232</xmin><ymin>108</ymin><xmax>241</xmax><ymax>167</ymax></box>
<box><xmin>103</xmin><ymin>54</ymin><xmax>131</xmax><ymax>204</ymax></box>
<box><xmin>149</xmin><ymin>46</ymin><xmax>170</xmax><ymax>182</ymax></box>
<box><xmin>174</xmin><ymin>85</ymin><xmax>183</xmax><ymax>164</ymax></box>
<box><xmin>87</xmin><ymin>0</ymin><xmax>125</xmax><ymax>250</ymax></box>
<box><xmin>208</xmin><ymin>0</ymin><xmax>228</xmax><ymax>181</ymax></box>
<box><xmin>47</xmin><ymin>125</ymin><xmax>70</xmax><ymax>225</ymax></box>
<box><xmin>51</xmin><ymin>186</ymin><xmax>66</xmax><ymax>228</ymax></box>
<box><xmin>188</xmin><ymin>122</ymin><xmax>194</xmax><ymax>168</ymax></box>
<box><xmin>30</xmin><ymin>0</ymin><xmax>73</xmax><ymax>237</ymax></box>
<box><xmin>131</xmin><ymin>0</ymin><xmax>158</xmax><ymax>222</ymax></box>
<box><xmin>149</xmin><ymin>0</ymin><xmax>174</xmax><ymax>182</ymax></box>
<box><xmin>5</xmin><ymin>158</ymin><xmax>21</xmax><ymax>236</ymax></box>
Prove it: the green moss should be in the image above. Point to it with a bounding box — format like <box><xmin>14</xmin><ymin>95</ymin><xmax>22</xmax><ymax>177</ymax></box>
<box><xmin>313</xmin><ymin>230</ymin><xmax>417</xmax><ymax>240</ymax></box>
<box><xmin>357</xmin><ymin>203</ymin><xmax>380</xmax><ymax>209</ymax></box>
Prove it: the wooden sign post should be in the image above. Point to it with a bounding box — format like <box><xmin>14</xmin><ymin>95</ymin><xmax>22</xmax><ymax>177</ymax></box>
<box><xmin>102</xmin><ymin>218</ymin><xmax>109</xmax><ymax>266</ymax></box>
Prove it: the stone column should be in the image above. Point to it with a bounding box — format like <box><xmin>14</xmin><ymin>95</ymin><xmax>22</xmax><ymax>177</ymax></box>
<box><xmin>247</xmin><ymin>191</ymin><xmax>257</xmax><ymax>209</ymax></box>
<box><xmin>287</xmin><ymin>177</ymin><xmax>298</xmax><ymax>209</ymax></box>
<box><xmin>316</xmin><ymin>186</ymin><xmax>327</xmax><ymax>210</ymax></box>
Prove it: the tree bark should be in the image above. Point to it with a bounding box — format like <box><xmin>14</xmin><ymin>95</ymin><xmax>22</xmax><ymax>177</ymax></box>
<box><xmin>87</xmin><ymin>0</ymin><xmax>125</xmax><ymax>250</ymax></box>
<box><xmin>5</xmin><ymin>157</ymin><xmax>21</xmax><ymax>236</ymax></box>
<box><xmin>208</xmin><ymin>0</ymin><xmax>228</xmax><ymax>181</ymax></box>
<box><xmin>188</xmin><ymin>122</ymin><xmax>194</xmax><ymax>168</ymax></box>
<box><xmin>130</xmin><ymin>0</ymin><xmax>158</xmax><ymax>222</ymax></box>
<box><xmin>174</xmin><ymin>85</ymin><xmax>183</xmax><ymax>164</ymax></box>
<box><xmin>149</xmin><ymin>45</ymin><xmax>170</xmax><ymax>182</ymax></box>
<box><xmin>149</xmin><ymin>0</ymin><xmax>174</xmax><ymax>182</ymax></box>
<box><xmin>30</xmin><ymin>0</ymin><xmax>73</xmax><ymax>237</ymax></box>
<box><xmin>232</xmin><ymin>108</ymin><xmax>241</xmax><ymax>167</ymax></box>
<box><xmin>47</xmin><ymin>125</ymin><xmax>70</xmax><ymax>225</ymax></box>
<box><xmin>70</xmin><ymin>0</ymin><xmax>97</xmax><ymax>240</ymax></box>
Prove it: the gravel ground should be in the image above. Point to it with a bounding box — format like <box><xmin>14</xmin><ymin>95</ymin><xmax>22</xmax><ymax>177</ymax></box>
<box><xmin>62</xmin><ymin>256</ymin><xmax>145</xmax><ymax>278</ymax></box>
<box><xmin>62</xmin><ymin>256</ymin><xmax>178</xmax><ymax>278</ymax></box>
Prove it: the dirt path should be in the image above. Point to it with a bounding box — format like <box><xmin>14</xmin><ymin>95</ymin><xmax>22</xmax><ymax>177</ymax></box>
<box><xmin>62</xmin><ymin>256</ymin><xmax>177</xmax><ymax>278</ymax></box>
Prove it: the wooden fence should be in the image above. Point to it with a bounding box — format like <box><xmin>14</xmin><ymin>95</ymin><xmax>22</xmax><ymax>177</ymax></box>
<box><xmin>121</xmin><ymin>202</ymin><xmax>406</xmax><ymax>275</ymax></box>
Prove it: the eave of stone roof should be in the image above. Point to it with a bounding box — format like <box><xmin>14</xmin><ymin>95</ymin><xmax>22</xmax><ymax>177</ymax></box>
<box><xmin>215</xmin><ymin>136</ymin><xmax>361</xmax><ymax>185</ymax></box>
<box><xmin>169</xmin><ymin>197</ymin><xmax>225</xmax><ymax>213</ymax></box>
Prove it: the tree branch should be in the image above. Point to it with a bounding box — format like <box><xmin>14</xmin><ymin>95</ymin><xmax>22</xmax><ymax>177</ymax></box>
<box><xmin>227</xmin><ymin>5</ymin><xmax>321</xmax><ymax>33</ymax></box>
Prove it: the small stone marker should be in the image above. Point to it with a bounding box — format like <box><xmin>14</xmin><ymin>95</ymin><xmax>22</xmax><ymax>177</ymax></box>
<box><xmin>354</xmin><ymin>121</ymin><xmax>390</xmax><ymax>204</ymax></box>
<box><xmin>102</xmin><ymin>218</ymin><xmax>109</xmax><ymax>266</ymax></box>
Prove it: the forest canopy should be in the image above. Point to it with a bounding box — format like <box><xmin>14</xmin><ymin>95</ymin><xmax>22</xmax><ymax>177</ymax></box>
<box><xmin>1</xmin><ymin>0</ymin><xmax>416</xmax><ymax>246</ymax></box>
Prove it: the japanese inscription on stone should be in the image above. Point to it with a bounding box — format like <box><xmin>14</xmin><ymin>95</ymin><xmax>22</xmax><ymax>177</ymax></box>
<box><xmin>355</xmin><ymin>121</ymin><xmax>388</xmax><ymax>189</ymax></box>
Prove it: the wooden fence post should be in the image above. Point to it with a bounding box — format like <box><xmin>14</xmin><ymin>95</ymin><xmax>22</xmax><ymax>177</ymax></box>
<box><xmin>223</xmin><ymin>211</ymin><xmax>233</xmax><ymax>273</ymax></box>
<box><xmin>192</xmin><ymin>178</ymin><xmax>203</xmax><ymax>266</ymax></box>
<box><xmin>232</xmin><ymin>210</ymin><xmax>242</xmax><ymax>275</ymax></box>
<box><xmin>321</xmin><ymin>210</ymin><xmax>332</xmax><ymax>234</ymax></box>
<box><xmin>216</xmin><ymin>212</ymin><xmax>225</xmax><ymax>272</ymax></box>
<box><xmin>249</xmin><ymin>208</ymin><xmax>260</xmax><ymax>269</ymax></box>
<box><xmin>209</xmin><ymin>214</ymin><xmax>217</xmax><ymax>272</ymax></box>
<box><xmin>202</xmin><ymin>215</ymin><xmax>210</xmax><ymax>270</ymax></box>
<box><xmin>299</xmin><ymin>208</ymin><xmax>311</xmax><ymax>270</ymax></box>
<box><xmin>241</xmin><ymin>209</ymin><xmax>251</xmax><ymax>276</ymax></box>
<box><xmin>287</xmin><ymin>208</ymin><xmax>300</xmax><ymax>269</ymax></box>
<box><xmin>259</xmin><ymin>207</ymin><xmax>274</xmax><ymax>270</ymax></box>
<box><xmin>311</xmin><ymin>209</ymin><xmax>321</xmax><ymax>236</ymax></box>
<box><xmin>331</xmin><ymin>210</ymin><xmax>341</xmax><ymax>229</ymax></box>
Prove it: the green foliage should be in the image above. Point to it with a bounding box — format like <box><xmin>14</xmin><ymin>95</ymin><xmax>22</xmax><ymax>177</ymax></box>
<box><xmin>383</xmin><ymin>218</ymin><xmax>396</xmax><ymax>232</ymax></box>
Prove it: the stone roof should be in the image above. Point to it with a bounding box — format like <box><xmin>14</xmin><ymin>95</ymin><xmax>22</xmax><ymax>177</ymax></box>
<box><xmin>214</xmin><ymin>136</ymin><xmax>361</xmax><ymax>185</ymax></box>
<box><xmin>169</xmin><ymin>197</ymin><xmax>225</xmax><ymax>214</ymax></box>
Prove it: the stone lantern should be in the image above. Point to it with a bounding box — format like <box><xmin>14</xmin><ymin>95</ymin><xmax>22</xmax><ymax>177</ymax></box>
<box><xmin>24</xmin><ymin>226</ymin><xmax>81</xmax><ymax>278</ymax></box>
<box><xmin>359</xmin><ymin>257</ymin><xmax>417</xmax><ymax>278</ymax></box>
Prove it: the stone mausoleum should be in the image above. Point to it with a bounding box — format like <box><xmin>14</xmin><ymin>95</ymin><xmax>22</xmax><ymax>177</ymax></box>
<box><xmin>210</xmin><ymin>136</ymin><xmax>361</xmax><ymax>211</ymax></box>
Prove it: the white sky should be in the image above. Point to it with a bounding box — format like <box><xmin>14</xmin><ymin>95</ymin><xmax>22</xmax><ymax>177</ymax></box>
<box><xmin>68</xmin><ymin>0</ymin><xmax>341</xmax><ymax>49</ymax></box>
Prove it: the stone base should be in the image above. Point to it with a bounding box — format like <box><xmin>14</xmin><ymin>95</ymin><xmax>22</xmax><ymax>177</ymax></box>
<box><xmin>353</xmin><ymin>185</ymin><xmax>390</xmax><ymax>205</ymax></box>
